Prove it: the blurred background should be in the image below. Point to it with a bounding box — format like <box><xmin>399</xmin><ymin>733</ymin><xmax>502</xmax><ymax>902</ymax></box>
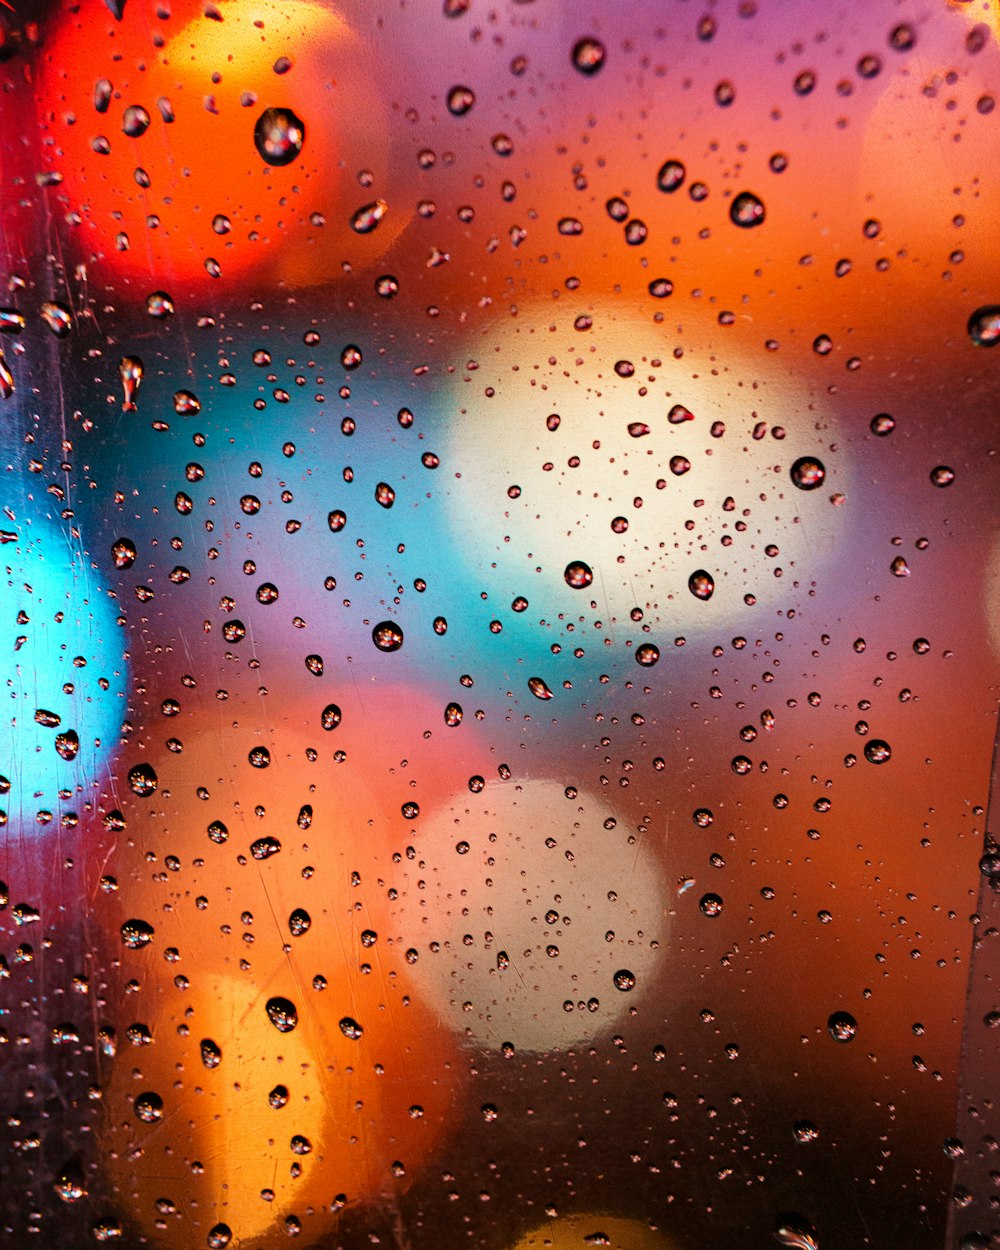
<box><xmin>0</xmin><ymin>0</ymin><xmax>999</xmax><ymax>1246</ymax></box>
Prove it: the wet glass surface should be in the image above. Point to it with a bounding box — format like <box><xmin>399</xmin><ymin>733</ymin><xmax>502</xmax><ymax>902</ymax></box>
<box><xmin>0</xmin><ymin>1</ymin><xmax>999</xmax><ymax>1247</ymax></box>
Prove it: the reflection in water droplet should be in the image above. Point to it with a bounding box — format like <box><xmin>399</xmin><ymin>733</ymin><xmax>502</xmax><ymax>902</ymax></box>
<box><xmin>864</xmin><ymin>739</ymin><xmax>891</xmax><ymax>763</ymax></box>
<box><xmin>700</xmin><ymin>893</ymin><xmax>724</xmax><ymax>917</ymax></box>
<box><xmin>688</xmin><ymin>570</ymin><xmax>715</xmax><ymax>600</ymax></box>
<box><xmin>200</xmin><ymin>1038</ymin><xmax>221</xmax><ymax>1069</ymax></box>
<box><xmin>790</xmin><ymin>457</ymin><xmax>826</xmax><ymax>490</ymax></box>
<box><xmin>321</xmin><ymin>703</ymin><xmax>342</xmax><ymax>731</ymax></box>
<box><xmin>127</xmin><ymin>763</ymin><xmax>157</xmax><ymax>796</ymax></box>
<box><xmin>253</xmin><ymin>107</ymin><xmax>305</xmax><ymax>166</ymax></box>
<box><xmin>444</xmin><ymin>702</ymin><xmax>464</xmax><ymax>726</ymax></box>
<box><xmin>827</xmin><ymin>1010</ymin><xmax>857</xmax><ymax>1042</ymax></box>
<box><xmin>564</xmin><ymin>560</ymin><xmax>593</xmax><ymax>589</ymax></box>
<box><xmin>375</xmin><ymin>481</ymin><xmax>395</xmax><ymax>508</ymax></box>
<box><xmin>968</xmin><ymin>306</ymin><xmax>1000</xmax><ymax>347</ymax></box>
<box><xmin>351</xmin><ymin>199</ymin><xmax>388</xmax><ymax>233</ymax></box>
<box><xmin>528</xmin><ymin>676</ymin><xmax>553</xmax><ymax>700</ymax></box>
<box><xmin>613</xmin><ymin>969</ymin><xmax>635</xmax><ymax>991</ymax></box>
<box><xmin>572</xmin><ymin>36</ymin><xmax>606</xmax><ymax>75</ymax></box>
<box><xmin>133</xmin><ymin>1091</ymin><xmax>163</xmax><ymax>1123</ymax></box>
<box><xmin>930</xmin><ymin>465</ymin><xmax>955</xmax><ymax>487</ymax></box>
<box><xmin>40</xmin><ymin>301</ymin><xmax>72</xmax><ymax>337</ymax></box>
<box><xmin>265</xmin><ymin>996</ymin><xmax>298</xmax><ymax>1032</ymax></box>
<box><xmin>446</xmin><ymin>85</ymin><xmax>476</xmax><ymax>115</ymax></box>
<box><xmin>372</xmin><ymin>621</ymin><xmax>404</xmax><ymax>652</ymax></box>
<box><xmin>120</xmin><ymin>918</ymin><xmax>154</xmax><ymax>949</ymax></box>
<box><xmin>730</xmin><ymin>191</ymin><xmax>765</xmax><ymax>227</ymax></box>
<box><xmin>339</xmin><ymin>1016</ymin><xmax>364</xmax><ymax>1040</ymax></box>
<box><xmin>657</xmin><ymin>159</ymin><xmax>686</xmax><ymax>192</ymax></box>
<box><xmin>775</xmin><ymin>1214</ymin><xmax>818</xmax><ymax>1250</ymax></box>
<box><xmin>111</xmin><ymin>537</ymin><xmax>136</xmax><ymax>569</ymax></box>
<box><xmin>635</xmin><ymin>643</ymin><xmax>660</xmax><ymax>667</ymax></box>
<box><xmin>288</xmin><ymin>908</ymin><xmax>311</xmax><ymax>937</ymax></box>
<box><xmin>248</xmin><ymin>746</ymin><xmax>271</xmax><ymax>768</ymax></box>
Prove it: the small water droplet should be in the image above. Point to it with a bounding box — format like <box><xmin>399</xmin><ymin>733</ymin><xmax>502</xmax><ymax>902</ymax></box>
<box><xmin>930</xmin><ymin>465</ymin><xmax>955</xmax><ymax>487</ymax></box>
<box><xmin>119</xmin><ymin>355</ymin><xmax>143</xmax><ymax>411</ymax></box>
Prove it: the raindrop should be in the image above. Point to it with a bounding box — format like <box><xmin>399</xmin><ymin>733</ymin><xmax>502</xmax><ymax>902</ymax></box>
<box><xmin>656</xmin><ymin>159</ymin><xmax>686</xmax><ymax>192</ymax></box>
<box><xmin>372</xmin><ymin>621</ymin><xmax>404</xmax><ymax>652</ymax></box>
<box><xmin>447</xmin><ymin>85</ymin><xmax>475</xmax><ymax>115</ymax></box>
<box><xmin>253</xmin><ymin>107</ymin><xmax>305</xmax><ymax>166</ymax></box>
<box><xmin>321</xmin><ymin>703</ymin><xmax>342</xmax><ymax>731</ymax></box>
<box><xmin>248</xmin><ymin>746</ymin><xmax>271</xmax><ymax>768</ymax></box>
<box><xmin>55</xmin><ymin>730</ymin><xmax>80</xmax><ymax>761</ymax></box>
<box><xmin>827</xmin><ymin>1011</ymin><xmax>857</xmax><ymax>1042</ymax></box>
<box><xmin>564</xmin><ymin>560</ymin><xmax>593</xmax><ymax>589</ymax></box>
<box><xmin>375</xmin><ymin>482</ymin><xmax>395</xmax><ymax>508</ymax></box>
<box><xmin>790</xmin><ymin>456</ymin><xmax>826</xmax><ymax>490</ymax></box>
<box><xmin>613</xmin><ymin>969</ymin><xmax>636</xmax><ymax>991</ymax></box>
<box><xmin>145</xmin><ymin>290</ymin><xmax>174</xmax><ymax>318</ymax></box>
<box><xmin>864</xmin><ymin>739</ymin><xmax>891</xmax><ymax>764</ymax></box>
<box><xmin>40</xmin><ymin>301</ymin><xmax>72</xmax><ymax>337</ymax></box>
<box><xmin>793</xmin><ymin>1121</ymin><xmax>820</xmax><ymax>1144</ymax></box>
<box><xmin>133</xmin><ymin>1092</ymin><xmax>163</xmax><ymax>1123</ymax></box>
<box><xmin>111</xmin><ymin>537</ymin><xmax>137</xmax><ymax>569</ymax></box>
<box><xmin>119</xmin><ymin>356</ymin><xmax>143</xmax><ymax>411</ymax></box>
<box><xmin>339</xmin><ymin>1017</ymin><xmax>364</xmax><ymax>1040</ymax></box>
<box><xmin>250</xmin><ymin>836</ymin><xmax>281</xmax><ymax>860</ymax></box>
<box><xmin>122</xmin><ymin>104</ymin><xmax>150</xmax><ymax>137</ymax></box>
<box><xmin>572</xmin><ymin>36</ymin><xmax>606</xmax><ymax>75</ymax></box>
<box><xmin>528</xmin><ymin>677</ymin><xmax>553</xmax><ymax>700</ymax></box>
<box><xmin>351</xmin><ymin>200</ymin><xmax>388</xmax><ymax>233</ymax></box>
<box><xmin>444</xmin><ymin>702</ymin><xmax>464</xmax><ymax>726</ymax></box>
<box><xmin>930</xmin><ymin>465</ymin><xmax>954</xmax><ymax>487</ymax></box>
<box><xmin>635</xmin><ymin>643</ymin><xmax>660</xmax><ymax>667</ymax></box>
<box><xmin>730</xmin><ymin>191</ymin><xmax>765</xmax><ymax>227</ymax></box>
<box><xmin>288</xmin><ymin>908</ymin><xmax>311</xmax><ymax>937</ymax></box>
<box><xmin>265</xmin><ymin>997</ymin><xmax>298</xmax><ymax>1032</ymax></box>
<box><xmin>200</xmin><ymin>1038</ymin><xmax>222</xmax><ymax>1069</ymax></box>
<box><xmin>120</xmin><ymin>919</ymin><xmax>155</xmax><ymax>949</ymax></box>
<box><xmin>700</xmin><ymin>893</ymin><xmax>724</xmax><ymax>917</ymax></box>
<box><xmin>127</xmin><ymin>763</ymin><xmax>158</xmax><ymax>797</ymax></box>
<box><xmin>689</xmin><ymin>570</ymin><xmax>715</xmax><ymax>600</ymax></box>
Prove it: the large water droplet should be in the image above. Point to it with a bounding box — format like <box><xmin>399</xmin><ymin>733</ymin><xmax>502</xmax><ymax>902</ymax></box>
<box><xmin>864</xmin><ymin>739</ymin><xmax>891</xmax><ymax>764</ymax></box>
<box><xmin>657</xmin><ymin>159</ymin><xmax>686</xmax><ymax>192</ymax></box>
<box><xmin>200</xmin><ymin>1038</ymin><xmax>222</xmax><ymax>1069</ymax></box>
<box><xmin>790</xmin><ymin>456</ymin><xmax>826</xmax><ymax>490</ymax></box>
<box><xmin>730</xmin><ymin>191</ymin><xmax>765</xmax><ymax>227</ymax></box>
<box><xmin>689</xmin><ymin>569</ymin><xmax>715</xmax><ymax>600</ymax></box>
<box><xmin>564</xmin><ymin>560</ymin><xmax>593</xmax><ymax>589</ymax></box>
<box><xmin>968</xmin><ymin>306</ymin><xmax>1000</xmax><ymax>346</ymax></box>
<box><xmin>127</xmin><ymin>763</ymin><xmax>158</xmax><ymax>797</ymax></box>
<box><xmin>827</xmin><ymin>1010</ymin><xmax>857</xmax><ymax>1042</ymax></box>
<box><xmin>288</xmin><ymin>908</ymin><xmax>311</xmax><ymax>937</ymax></box>
<box><xmin>528</xmin><ymin>676</ymin><xmax>553</xmax><ymax>700</ymax></box>
<box><xmin>572</xmin><ymin>36</ymin><xmax>606</xmax><ymax>74</ymax></box>
<box><xmin>112</xmin><ymin>537</ymin><xmax>137</xmax><ymax>569</ymax></box>
<box><xmin>635</xmin><ymin>643</ymin><xmax>660</xmax><ymax>667</ymax></box>
<box><xmin>133</xmin><ymin>1091</ymin><xmax>163</xmax><ymax>1123</ymax></box>
<box><xmin>372</xmin><ymin>621</ymin><xmax>404</xmax><ymax>652</ymax></box>
<box><xmin>265</xmin><ymin>996</ymin><xmax>298</xmax><ymax>1033</ymax></box>
<box><xmin>254</xmin><ymin>107</ymin><xmax>305</xmax><ymax>166</ymax></box>
<box><xmin>120</xmin><ymin>918</ymin><xmax>155</xmax><ymax>949</ymax></box>
<box><xmin>351</xmin><ymin>199</ymin><xmax>388</xmax><ymax>233</ymax></box>
<box><xmin>321</xmin><ymin>703</ymin><xmax>342</xmax><ymax>731</ymax></box>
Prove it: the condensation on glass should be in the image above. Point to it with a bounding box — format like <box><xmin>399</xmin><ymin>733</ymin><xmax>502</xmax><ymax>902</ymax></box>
<box><xmin>0</xmin><ymin>0</ymin><xmax>998</xmax><ymax>1248</ymax></box>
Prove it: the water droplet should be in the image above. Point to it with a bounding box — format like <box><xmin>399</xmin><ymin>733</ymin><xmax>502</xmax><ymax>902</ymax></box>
<box><xmin>628</xmin><ymin>422</ymin><xmax>650</xmax><ymax>438</ymax></box>
<box><xmin>864</xmin><ymin>739</ymin><xmax>891</xmax><ymax>764</ymax></box>
<box><xmin>730</xmin><ymin>191</ymin><xmax>765</xmax><ymax>227</ymax></box>
<box><xmin>790</xmin><ymin>456</ymin><xmax>826</xmax><ymax>490</ymax></box>
<box><xmin>321</xmin><ymin>703</ymin><xmax>342</xmax><ymax>731</ymax></box>
<box><xmin>375</xmin><ymin>274</ymin><xmax>399</xmax><ymax>298</ymax></box>
<box><xmin>870</xmin><ymin>413</ymin><xmax>894</xmax><ymax>436</ymax></box>
<box><xmin>564</xmin><ymin>560</ymin><xmax>593</xmax><ymax>589</ymax></box>
<box><xmin>127</xmin><ymin>763</ymin><xmax>158</xmax><ymax>797</ymax></box>
<box><xmin>200</xmin><ymin>1038</ymin><xmax>221</xmax><ymax>1069</ymax></box>
<box><xmin>207</xmin><ymin>1224</ymin><xmax>232</xmax><ymax>1249</ymax></box>
<box><xmin>446</xmin><ymin>85</ymin><xmax>475</xmax><ymax>115</ymax></box>
<box><xmin>444</xmin><ymin>702</ymin><xmax>464</xmax><ymax>726</ymax></box>
<box><xmin>40</xmin><ymin>301</ymin><xmax>72</xmax><ymax>337</ymax></box>
<box><xmin>528</xmin><ymin>676</ymin><xmax>553</xmax><ymax>700</ymax></box>
<box><xmin>144</xmin><ymin>290</ymin><xmax>174</xmax><ymax>318</ymax></box>
<box><xmin>689</xmin><ymin>569</ymin><xmax>715</xmax><ymax>600</ymax></box>
<box><xmin>305</xmin><ymin>654</ymin><xmax>324</xmax><ymax>675</ymax></box>
<box><xmin>268</xmin><ymin>1084</ymin><xmax>289</xmax><ymax>1109</ymax></box>
<box><xmin>250</xmin><ymin>836</ymin><xmax>281</xmax><ymax>862</ymax></box>
<box><xmin>119</xmin><ymin>355</ymin><xmax>143</xmax><ymax>411</ymax></box>
<box><xmin>657</xmin><ymin>159</ymin><xmax>686</xmax><ymax>192</ymax></box>
<box><xmin>288</xmin><ymin>908</ymin><xmax>311</xmax><ymax>937</ymax></box>
<box><xmin>122</xmin><ymin>104</ymin><xmax>150</xmax><ymax>138</ymax></box>
<box><xmin>775</xmin><ymin>1214</ymin><xmax>818</xmax><ymax>1250</ymax></box>
<box><xmin>827</xmin><ymin>1010</ymin><xmax>857</xmax><ymax>1042</ymax></box>
<box><xmin>635</xmin><ymin>643</ymin><xmax>660</xmax><ymax>667</ymax></box>
<box><xmin>793</xmin><ymin>1121</ymin><xmax>820</xmax><ymax>1144</ymax></box>
<box><xmin>930</xmin><ymin>465</ymin><xmax>955</xmax><ymax>487</ymax></box>
<box><xmin>572</xmin><ymin>35</ymin><xmax>605</xmax><ymax>74</ymax></box>
<box><xmin>120</xmin><ymin>919</ymin><xmax>154</xmax><ymax>949</ymax></box>
<box><xmin>351</xmin><ymin>199</ymin><xmax>388</xmax><ymax>233</ymax></box>
<box><xmin>613</xmin><ymin>969</ymin><xmax>635</xmax><ymax>991</ymax></box>
<box><xmin>375</xmin><ymin>481</ymin><xmax>395</xmax><ymax>508</ymax></box>
<box><xmin>700</xmin><ymin>893</ymin><xmax>724</xmax><ymax>917</ymax></box>
<box><xmin>253</xmin><ymin>107</ymin><xmax>305</xmax><ymax>166</ymax></box>
<box><xmin>339</xmin><ymin>1016</ymin><xmax>364</xmax><ymax>1039</ymax></box>
<box><xmin>111</xmin><ymin>537</ymin><xmax>136</xmax><ymax>569</ymax></box>
<box><xmin>266</xmin><ymin>996</ymin><xmax>298</xmax><ymax>1033</ymax></box>
<box><xmin>173</xmin><ymin>389</ymin><xmax>200</xmax><ymax>415</ymax></box>
<box><xmin>248</xmin><ymin>746</ymin><xmax>271</xmax><ymax>768</ymax></box>
<box><xmin>341</xmin><ymin>343</ymin><xmax>363</xmax><ymax>370</ymax></box>
<box><xmin>222</xmin><ymin>620</ymin><xmax>246</xmax><ymax>644</ymax></box>
<box><xmin>372</xmin><ymin>621</ymin><xmax>404</xmax><ymax>652</ymax></box>
<box><xmin>55</xmin><ymin>730</ymin><xmax>80</xmax><ymax>761</ymax></box>
<box><xmin>133</xmin><ymin>1091</ymin><xmax>163</xmax><ymax>1123</ymax></box>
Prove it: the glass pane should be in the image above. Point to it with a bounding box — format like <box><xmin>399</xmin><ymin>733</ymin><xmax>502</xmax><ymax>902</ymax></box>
<box><xmin>1</xmin><ymin>1</ymin><xmax>998</xmax><ymax>1248</ymax></box>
